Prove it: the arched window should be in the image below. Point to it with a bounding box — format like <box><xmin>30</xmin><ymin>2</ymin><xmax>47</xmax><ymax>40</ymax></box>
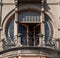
<box><xmin>8</xmin><ymin>20</ymin><xmax>14</xmax><ymax>38</ymax></box>
<box><xmin>6</xmin><ymin>19</ymin><xmax>14</xmax><ymax>41</ymax></box>
<box><xmin>45</xmin><ymin>15</ymin><xmax>53</xmax><ymax>42</ymax></box>
<box><xmin>6</xmin><ymin>11</ymin><xmax>53</xmax><ymax>46</ymax></box>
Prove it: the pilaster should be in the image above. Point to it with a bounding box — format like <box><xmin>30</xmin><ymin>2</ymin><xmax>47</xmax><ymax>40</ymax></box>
<box><xmin>14</xmin><ymin>0</ymin><xmax>19</xmax><ymax>47</ymax></box>
<box><xmin>39</xmin><ymin>0</ymin><xmax>45</xmax><ymax>46</ymax></box>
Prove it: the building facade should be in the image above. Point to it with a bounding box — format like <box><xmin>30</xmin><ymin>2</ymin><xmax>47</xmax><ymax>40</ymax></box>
<box><xmin>0</xmin><ymin>0</ymin><xmax>60</xmax><ymax>58</ymax></box>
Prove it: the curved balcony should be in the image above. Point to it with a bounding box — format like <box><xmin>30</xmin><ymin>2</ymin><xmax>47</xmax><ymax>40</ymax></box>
<box><xmin>1</xmin><ymin>34</ymin><xmax>57</xmax><ymax>51</ymax></box>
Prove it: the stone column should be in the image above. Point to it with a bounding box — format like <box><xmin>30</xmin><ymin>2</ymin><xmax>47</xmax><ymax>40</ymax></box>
<box><xmin>14</xmin><ymin>0</ymin><xmax>18</xmax><ymax>36</ymax></box>
<box><xmin>27</xmin><ymin>26</ymin><xmax>29</xmax><ymax>46</ymax></box>
<box><xmin>14</xmin><ymin>0</ymin><xmax>21</xmax><ymax>47</ymax></box>
<box><xmin>0</xmin><ymin>2</ymin><xmax>4</xmax><ymax>50</ymax></box>
<box><xmin>14</xmin><ymin>9</ymin><xmax>18</xmax><ymax>47</ymax></box>
<box><xmin>39</xmin><ymin>0</ymin><xmax>45</xmax><ymax>46</ymax></box>
<box><xmin>40</xmin><ymin>12</ymin><xmax>45</xmax><ymax>46</ymax></box>
<box><xmin>0</xmin><ymin>0</ymin><xmax>3</xmax><ymax>51</ymax></box>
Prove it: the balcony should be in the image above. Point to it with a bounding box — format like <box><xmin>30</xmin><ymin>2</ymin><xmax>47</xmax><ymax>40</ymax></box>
<box><xmin>0</xmin><ymin>34</ymin><xmax>56</xmax><ymax>51</ymax></box>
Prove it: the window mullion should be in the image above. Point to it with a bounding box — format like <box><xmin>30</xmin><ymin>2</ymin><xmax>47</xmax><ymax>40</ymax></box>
<box><xmin>27</xmin><ymin>25</ymin><xmax>29</xmax><ymax>46</ymax></box>
<box><xmin>39</xmin><ymin>11</ymin><xmax>45</xmax><ymax>46</ymax></box>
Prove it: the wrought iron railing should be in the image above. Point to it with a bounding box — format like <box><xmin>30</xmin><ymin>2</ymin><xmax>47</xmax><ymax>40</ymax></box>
<box><xmin>0</xmin><ymin>34</ymin><xmax>57</xmax><ymax>50</ymax></box>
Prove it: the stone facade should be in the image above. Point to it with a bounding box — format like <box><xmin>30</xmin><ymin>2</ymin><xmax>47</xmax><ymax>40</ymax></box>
<box><xmin>0</xmin><ymin>0</ymin><xmax>60</xmax><ymax>58</ymax></box>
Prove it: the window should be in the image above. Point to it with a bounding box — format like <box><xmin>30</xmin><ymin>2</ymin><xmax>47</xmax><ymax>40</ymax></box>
<box><xmin>18</xmin><ymin>11</ymin><xmax>40</xmax><ymax>22</ymax></box>
<box><xmin>6</xmin><ymin>19</ymin><xmax>14</xmax><ymax>41</ymax></box>
<box><xmin>45</xmin><ymin>15</ymin><xmax>53</xmax><ymax>42</ymax></box>
<box><xmin>6</xmin><ymin>11</ymin><xmax>53</xmax><ymax>46</ymax></box>
<box><xmin>18</xmin><ymin>24</ymin><xmax>27</xmax><ymax>45</ymax></box>
<box><xmin>8</xmin><ymin>20</ymin><xmax>14</xmax><ymax>39</ymax></box>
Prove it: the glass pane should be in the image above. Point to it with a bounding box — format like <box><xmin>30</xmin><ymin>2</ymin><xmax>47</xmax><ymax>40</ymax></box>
<box><xmin>45</xmin><ymin>15</ymin><xmax>52</xmax><ymax>42</ymax></box>
<box><xmin>8</xmin><ymin>19</ymin><xmax>14</xmax><ymax>40</ymax></box>
<box><xmin>45</xmin><ymin>21</ymin><xmax>49</xmax><ymax>41</ymax></box>
<box><xmin>18</xmin><ymin>25</ymin><xmax>27</xmax><ymax>45</ymax></box>
<box><xmin>35</xmin><ymin>25</ymin><xmax>40</xmax><ymax>46</ymax></box>
<box><xmin>18</xmin><ymin>11</ymin><xmax>40</xmax><ymax>22</ymax></box>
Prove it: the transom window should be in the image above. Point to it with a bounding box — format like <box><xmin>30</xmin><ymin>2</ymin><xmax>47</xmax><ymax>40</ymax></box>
<box><xmin>18</xmin><ymin>11</ymin><xmax>40</xmax><ymax>22</ymax></box>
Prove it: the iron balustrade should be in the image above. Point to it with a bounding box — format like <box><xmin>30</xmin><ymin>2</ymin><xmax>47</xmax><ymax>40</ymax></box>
<box><xmin>0</xmin><ymin>34</ymin><xmax>57</xmax><ymax>50</ymax></box>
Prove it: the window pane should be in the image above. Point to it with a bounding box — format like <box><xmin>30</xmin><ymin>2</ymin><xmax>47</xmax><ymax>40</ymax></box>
<box><xmin>45</xmin><ymin>21</ymin><xmax>49</xmax><ymax>40</ymax></box>
<box><xmin>45</xmin><ymin>15</ymin><xmax>52</xmax><ymax>42</ymax></box>
<box><xmin>18</xmin><ymin>11</ymin><xmax>40</xmax><ymax>22</ymax></box>
<box><xmin>8</xmin><ymin>19</ymin><xmax>14</xmax><ymax>40</ymax></box>
<box><xmin>18</xmin><ymin>25</ymin><xmax>27</xmax><ymax>45</ymax></box>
